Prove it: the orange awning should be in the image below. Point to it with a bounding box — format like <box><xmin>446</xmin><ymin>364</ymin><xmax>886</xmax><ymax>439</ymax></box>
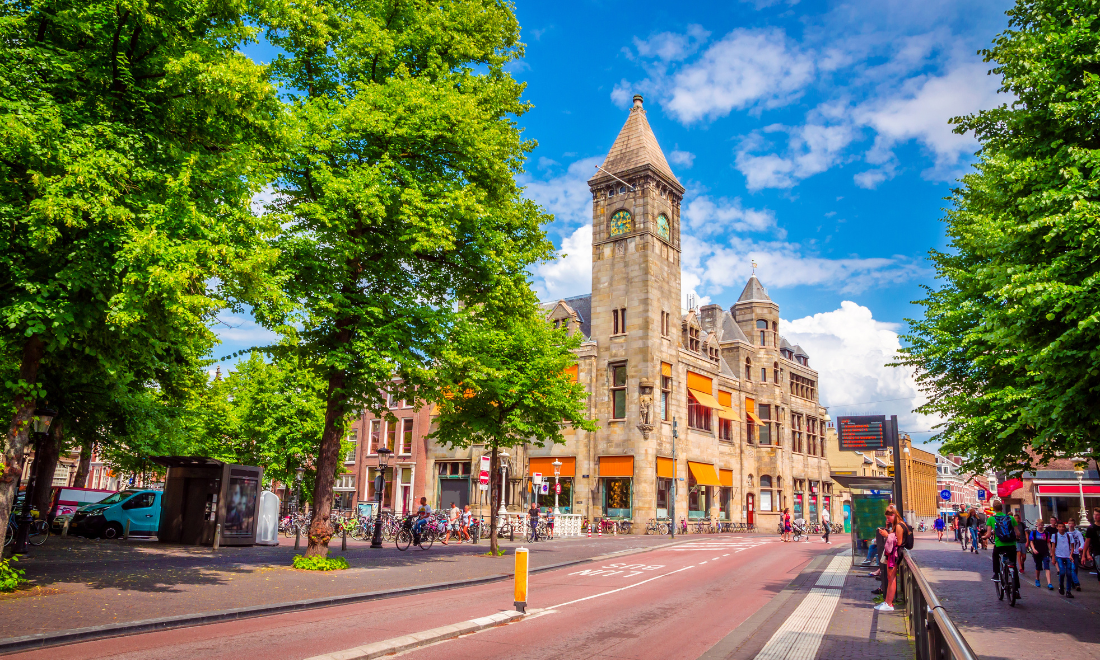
<box><xmin>599</xmin><ymin>455</ymin><xmax>634</xmax><ymax>478</ymax></box>
<box><xmin>688</xmin><ymin>461</ymin><xmax>722</xmax><ymax>487</ymax></box>
<box><xmin>719</xmin><ymin>469</ymin><xmax>734</xmax><ymax>487</ymax></box>
<box><xmin>688</xmin><ymin>388</ymin><xmax>722</xmax><ymax>410</ymax></box>
<box><xmin>687</xmin><ymin>371</ymin><xmax>713</xmax><ymax>393</ymax></box>
<box><xmin>718</xmin><ymin>390</ymin><xmax>733</xmax><ymax>408</ymax></box>
<box><xmin>661</xmin><ymin>362</ymin><xmax>673</xmax><ymax>377</ymax></box>
<box><xmin>529</xmin><ymin>456</ymin><xmax>575</xmax><ymax>478</ymax></box>
<box><xmin>564</xmin><ymin>365</ymin><xmax>579</xmax><ymax>383</ymax></box>
<box><xmin>718</xmin><ymin>408</ymin><xmax>741</xmax><ymax>422</ymax></box>
<box><xmin>657</xmin><ymin>456</ymin><xmax>674</xmax><ymax>479</ymax></box>
<box><xmin>747</xmin><ymin>411</ymin><xmax>764</xmax><ymax>425</ymax></box>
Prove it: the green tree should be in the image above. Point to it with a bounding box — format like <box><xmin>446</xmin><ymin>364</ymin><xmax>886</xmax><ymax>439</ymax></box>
<box><xmin>429</xmin><ymin>295</ymin><xmax>596</xmax><ymax>555</ymax></box>
<box><xmin>0</xmin><ymin>0</ymin><xmax>280</xmax><ymax>527</ymax></box>
<box><xmin>898</xmin><ymin>0</ymin><xmax>1100</xmax><ymax>475</ymax></box>
<box><xmin>258</xmin><ymin>0</ymin><xmax>553</xmax><ymax>557</ymax></box>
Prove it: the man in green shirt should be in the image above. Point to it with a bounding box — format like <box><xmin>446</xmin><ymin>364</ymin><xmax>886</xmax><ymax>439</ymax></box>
<box><xmin>984</xmin><ymin>500</ymin><xmax>1020</xmax><ymax>598</ymax></box>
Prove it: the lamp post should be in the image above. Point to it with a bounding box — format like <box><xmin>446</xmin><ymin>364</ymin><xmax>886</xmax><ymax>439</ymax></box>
<box><xmin>671</xmin><ymin>418</ymin><xmax>677</xmax><ymax>539</ymax></box>
<box><xmin>1076</xmin><ymin>465</ymin><xmax>1089</xmax><ymax>527</ymax></box>
<box><xmin>370</xmin><ymin>448</ymin><xmax>392</xmax><ymax>548</ymax></box>
<box><xmin>293</xmin><ymin>466</ymin><xmax>305</xmax><ymax>551</ymax></box>
<box><xmin>552</xmin><ymin>459</ymin><xmax>562</xmax><ymax>515</ymax></box>
<box><xmin>14</xmin><ymin>408</ymin><xmax>56</xmax><ymax>554</ymax></box>
<box><xmin>498</xmin><ymin>451</ymin><xmax>510</xmax><ymax>524</ymax></box>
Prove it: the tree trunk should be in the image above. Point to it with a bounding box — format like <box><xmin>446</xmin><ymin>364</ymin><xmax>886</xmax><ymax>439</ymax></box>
<box><xmin>0</xmin><ymin>335</ymin><xmax>45</xmax><ymax>536</ymax></box>
<box><xmin>32</xmin><ymin>418</ymin><xmax>63</xmax><ymax>517</ymax></box>
<box><xmin>305</xmin><ymin>369</ymin><xmax>347</xmax><ymax>558</ymax></box>
<box><xmin>72</xmin><ymin>439</ymin><xmax>92</xmax><ymax>488</ymax></box>
<box><xmin>489</xmin><ymin>440</ymin><xmax>499</xmax><ymax>555</ymax></box>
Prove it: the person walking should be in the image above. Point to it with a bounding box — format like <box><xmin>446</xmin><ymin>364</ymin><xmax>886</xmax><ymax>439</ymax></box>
<box><xmin>546</xmin><ymin>507</ymin><xmax>555</xmax><ymax>540</ymax></box>
<box><xmin>1028</xmin><ymin>520</ymin><xmax>1053</xmax><ymax>589</ymax></box>
<box><xmin>460</xmin><ymin>504</ymin><xmax>473</xmax><ymax>543</ymax></box>
<box><xmin>1052</xmin><ymin>522</ymin><xmax>1078</xmax><ymax>598</ymax></box>
<box><xmin>934</xmin><ymin>516</ymin><xmax>945</xmax><ymax>542</ymax></box>
<box><xmin>874</xmin><ymin>504</ymin><xmax>906</xmax><ymax>612</ymax></box>
<box><xmin>1066</xmin><ymin>519</ymin><xmax>1084</xmax><ymax>591</ymax></box>
<box><xmin>977</xmin><ymin>509</ymin><xmax>989</xmax><ymax>551</ymax></box>
<box><xmin>527</xmin><ymin>502</ymin><xmax>540</xmax><ymax>543</ymax></box>
<box><xmin>953</xmin><ymin>515</ymin><xmax>961</xmax><ymax>544</ymax></box>
<box><xmin>967</xmin><ymin>508</ymin><xmax>980</xmax><ymax>553</ymax></box>
<box><xmin>1083</xmin><ymin>508</ymin><xmax>1100</xmax><ymax>587</ymax></box>
<box><xmin>442</xmin><ymin>501</ymin><xmax>460</xmax><ymax>545</ymax></box>
<box><xmin>821</xmin><ymin>506</ymin><xmax>831</xmax><ymax>544</ymax></box>
<box><xmin>1014</xmin><ymin>512</ymin><xmax>1029</xmax><ymax>574</ymax></box>
<box><xmin>782</xmin><ymin>508</ymin><xmax>792</xmax><ymax>542</ymax></box>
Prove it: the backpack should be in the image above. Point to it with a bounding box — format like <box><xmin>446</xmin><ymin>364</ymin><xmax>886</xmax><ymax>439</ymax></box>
<box><xmin>899</xmin><ymin>520</ymin><xmax>915</xmax><ymax>550</ymax></box>
<box><xmin>993</xmin><ymin>514</ymin><xmax>1016</xmax><ymax>544</ymax></box>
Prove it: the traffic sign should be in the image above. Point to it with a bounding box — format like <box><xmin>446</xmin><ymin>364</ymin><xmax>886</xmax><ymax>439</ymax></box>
<box><xmin>532</xmin><ymin>472</ymin><xmax>543</xmax><ymax>485</ymax></box>
<box><xmin>540</xmin><ymin>483</ymin><xmax>549</xmax><ymax>494</ymax></box>
<box><xmin>479</xmin><ymin>455</ymin><xmax>491</xmax><ymax>486</ymax></box>
<box><xmin>555</xmin><ymin>483</ymin><xmax>561</xmax><ymax>494</ymax></box>
<box><xmin>977</xmin><ymin>489</ymin><xmax>986</xmax><ymax>500</ymax></box>
<box><xmin>940</xmin><ymin>489</ymin><xmax>951</xmax><ymax>501</ymax></box>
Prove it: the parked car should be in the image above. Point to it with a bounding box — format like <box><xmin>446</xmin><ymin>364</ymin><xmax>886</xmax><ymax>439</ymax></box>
<box><xmin>48</xmin><ymin>487</ymin><xmax>116</xmax><ymax>529</ymax></box>
<box><xmin>70</xmin><ymin>489</ymin><xmax>162</xmax><ymax>539</ymax></box>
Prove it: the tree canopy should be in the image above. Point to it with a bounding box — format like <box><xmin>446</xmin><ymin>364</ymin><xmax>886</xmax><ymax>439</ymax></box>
<box><xmin>898</xmin><ymin>0</ymin><xmax>1100</xmax><ymax>476</ymax></box>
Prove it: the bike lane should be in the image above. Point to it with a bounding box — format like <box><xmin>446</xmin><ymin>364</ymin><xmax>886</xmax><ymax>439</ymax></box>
<box><xmin>10</xmin><ymin>536</ymin><xmax>825</xmax><ymax>660</ymax></box>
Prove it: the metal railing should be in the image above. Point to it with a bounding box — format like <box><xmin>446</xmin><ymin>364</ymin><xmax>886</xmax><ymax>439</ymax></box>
<box><xmin>898</xmin><ymin>549</ymin><xmax>978</xmax><ymax>660</ymax></box>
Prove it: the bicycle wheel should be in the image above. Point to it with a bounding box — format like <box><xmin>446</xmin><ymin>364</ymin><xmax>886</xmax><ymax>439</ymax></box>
<box><xmin>1004</xmin><ymin>562</ymin><xmax>1017</xmax><ymax>607</ymax></box>
<box><xmin>4</xmin><ymin>521</ymin><xmax>15</xmax><ymax>547</ymax></box>
<box><xmin>420</xmin><ymin>530</ymin><xmax>434</xmax><ymax>550</ymax></box>
<box><xmin>396</xmin><ymin>529</ymin><xmax>412</xmax><ymax>551</ymax></box>
<box><xmin>28</xmin><ymin>520</ymin><xmax>49</xmax><ymax>546</ymax></box>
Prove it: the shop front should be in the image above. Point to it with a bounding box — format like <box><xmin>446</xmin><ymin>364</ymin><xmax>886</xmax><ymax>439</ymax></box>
<box><xmin>719</xmin><ymin>469</ymin><xmax>734</xmax><ymax>520</ymax></box>
<box><xmin>529</xmin><ymin>457</ymin><xmax>575</xmax><ymax>513</ymax></box>
<box><xmin>656</xmin><ymin>456</ymin><xmax>674</xmax><ymax>519</ymax></box>
<box><xmin>688</xmin><ymin>462</ymin><xmax>721</xmax><ymax>519</ymax></box>
<box><xmin>600</xmin><ymin>455</ymin><xmax>633</xmax><ymax>518</ymax></box>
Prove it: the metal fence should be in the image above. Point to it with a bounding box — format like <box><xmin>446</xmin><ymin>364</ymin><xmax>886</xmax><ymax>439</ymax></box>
<box><xmin>898</xmin><ymin>549</ymin><xmax>978</xmax><ymax>660</ymax></box>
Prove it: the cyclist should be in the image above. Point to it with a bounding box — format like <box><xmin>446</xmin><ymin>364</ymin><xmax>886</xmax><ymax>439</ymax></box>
<box><xmin>528</xmin><ymin>503</ymin><xmax>540</xmax><ymax>542</ymax></box>
<box><xmin>412</xmin><ymin>497</ymin><xmax>431</xmax><ymax>545</ymax></box>
<box><xmin>984</xmin><ymin>500</ymin><xmax>1020</xmax><ymax>600</ymax></box>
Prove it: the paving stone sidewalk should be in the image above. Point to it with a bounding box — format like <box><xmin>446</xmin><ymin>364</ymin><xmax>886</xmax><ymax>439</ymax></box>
<box><xmin>815</xmin><ymin>549</ymin><xmax>912</xmax><ymax>660</ymax></box>
<box><xmin>910</xmin><ymin>534</ymin><xmax>1100</xmax><ymax>660</ymax></box>
<box><xmin>0</xmin><ymin>532</ymin><xmax>683</xmax><ymax>639</ymax></box>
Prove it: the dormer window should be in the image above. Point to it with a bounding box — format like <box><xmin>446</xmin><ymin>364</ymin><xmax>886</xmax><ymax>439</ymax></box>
<box><xmin>687</xmin><ymin>326</ymin><xmax>701</xmax><ymax>352</ymax></box>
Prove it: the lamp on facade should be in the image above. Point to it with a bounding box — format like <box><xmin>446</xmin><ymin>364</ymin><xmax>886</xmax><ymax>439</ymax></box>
<box><xmin>14</xmin><ymin>408</ymin><xmax>58</xmax><ymax>554</ymax></box>
<box><xmin>370</xmin><ymin>447</ymin><xmax>392</xmax><ymax>548</ymax></box>
<box><xmin>552</xmin><ymin>459</ymin><xmax>562</xmax><ymax>515</ymax></box>
<box><xmin>1076</xmin><ymin>464</ymin><xmax>1089</xmax><ymax>527</ymax></box>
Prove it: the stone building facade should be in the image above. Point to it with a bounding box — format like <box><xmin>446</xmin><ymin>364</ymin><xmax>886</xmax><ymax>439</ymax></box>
<box><xmin>413</xmin><ymin>96</ymin><xmax>832</xmax><ymax>529</ymax></box>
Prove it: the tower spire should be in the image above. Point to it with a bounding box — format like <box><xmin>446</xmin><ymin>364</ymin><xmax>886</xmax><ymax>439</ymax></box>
<box><xmin>588</xmin><ymin>94</ymin><xmax>683</xmax><ymax>191</ymax></box>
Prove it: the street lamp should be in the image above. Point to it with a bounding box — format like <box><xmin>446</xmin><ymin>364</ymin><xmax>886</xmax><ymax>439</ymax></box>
<box><xmin>1076</xmin><ymin>465</ymin><xmax>1089</xmax><ymax>527</ymax></box>
<box><xmin>552</xmin><ymin>458</ymin><xmax>562</xmax><ymax>515</ymax></box>
<box><xmin>370</xmin><ymin>447</ymin><xmax>392</xmax><ymax>549</ymax></box>
<box><xmin>498</xmin><ymin>451</ymin><xmax>510</xmax><ymax>524</ymax></box>
<box><xmin>14</xmin><ymin>408</ymin><xmax>56</xmax><ymax>554</ymax></box>
<box><xmin>293</xmin><ymin>466</ymin><xmax>305</xmax><ymax>551</ymax></box>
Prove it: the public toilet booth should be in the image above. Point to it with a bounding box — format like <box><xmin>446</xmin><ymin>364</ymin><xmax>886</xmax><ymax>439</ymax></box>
<box><xmin>830</xmin><ymin>474</ymin><xmax>895</xmax><ymax>560</ymax></box>
<box><xmin>152</xmin><ymin>456</ymin><xmax>264</xmax><ymax>547</ymax></box>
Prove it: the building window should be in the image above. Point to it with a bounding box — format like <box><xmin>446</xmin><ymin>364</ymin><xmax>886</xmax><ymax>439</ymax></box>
<box><xmin>386</xmin><ymin>419</ymin><xmax>398</xmax><ymax>453</ymax></box>
<box><xmin>345</xmin><ymin>430</ymin><xmax>358</xmax><ymax>463</ymax></box>
<box><xmin>761</xmin><ymin>367</ymin><xmax>767</xmax><ymax>382</ymax></box>
<box><xmin>757</xmin><ymin>319</ymin><xmax>768</xmax><ymax>346</ymax></box>
<box><xmin>661</xmin><ymin>375</ymin><xmax>672</xmax><ymax>421</ymax></box>
<box><xmin>748</xmin><ymin>474</ymin><xmax>754</xmax><ymax>488</ymax></box>
<box><xmin>367</xmin><ymin>467</ymin><xmax>394</xmax><ymax>509</ymax></box>
<box><xmin>773</xmin><ymin>362</ymin><xmax>779</xmax><ymax>383</ymax></box>
<box><xmin>772</xmin><ymin>321</ymin><xmax>778</xmax><ymax>348</ymax></box>
<box><xmin>688</xmin><ymin>392</ymin><xmax>712</xmax><ymax>431</ymax></box>
<box><xmin>719</xmin><ymin>418</ymin><xmax>733</xmax><ymax>442</ymax></box>
<box><xmin>611</xmin><ymin>364</ymin><xmax>627</xmax><ymax>419</ymax></box>
<box><xmin>687</xmin><ymin>326</ymin><xmax>701</xmax><ymax>352</ymax></box>
<box><xmin>612</xmin><ymin>307</ymin><xmax>627</xmax><ymax>335</ymax></box>
<box><xmin>399</xmin><ymin>418</ymin><xmax>413</xmax><ymax>455</ymax></box>
<box><xmin>661</xmin><ymin>311</ymin><xmax>670</xmax><ymax>337</ymax></box>
<box><xmin>759</xmin><ymin>475</ymin><xmax>773</xmax><ymax>511</ymax></box>
<box><xmin>745</xmin><ymin>358</ymin><xmax>752</xmax><ymax>380</ymax></box>
<box><xmin>758</xmin><ymin>405</ymin><xmax>771</xmax><ymax>444</ymax></box>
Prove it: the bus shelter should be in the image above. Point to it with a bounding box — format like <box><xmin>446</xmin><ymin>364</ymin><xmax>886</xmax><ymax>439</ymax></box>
<box><xmin>831</xmin><ymin>474</ymin><xmax>895</xmax><ymax>560</ymax></box>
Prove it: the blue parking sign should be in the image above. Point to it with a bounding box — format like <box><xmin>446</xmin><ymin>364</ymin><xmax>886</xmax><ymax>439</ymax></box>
<box><xmin>977</xmin><ymin>489</ymin><xmax>986</xmax><ymax>500</ymax></box>
<box><xmin>940</xmin><ymin>489</ymin><xmax>951</xmax><ymax>501</ymax></box>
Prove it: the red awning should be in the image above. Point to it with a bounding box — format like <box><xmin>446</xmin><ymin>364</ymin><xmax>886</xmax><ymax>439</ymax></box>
<box><xmin>1035</xmin><ymin>484</ymin><xmax>1100</xmax><ymax>495</ymax></box>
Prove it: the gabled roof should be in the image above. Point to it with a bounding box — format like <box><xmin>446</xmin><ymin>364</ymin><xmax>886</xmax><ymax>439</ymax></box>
<box><xmin>792</xmin><ymin>344</ymin><xmax>809</xmax><ymax>358</ymax></box>
<box><xmin>588</xmin><ymin>96</ymin><xmax>682</xmax><ymax>189</ymax></box>
<box><xmin>737</xmin><ymin>276</ymin><xmax>771</xmax><ymax>302</ymax></box>
<box><xmin>780</xmin><ymin>336</ymin><xmax>793</xmax><ymax>351</ymax></box>
<box><xmin>721</xmin><ymin>312</ymin><xmax>750</xmax><ymax>344</ymax></box>
<box><xmin>561</xmin><ymin>294</ymin><xmax>592</xmax><ymax>339</ymax></box>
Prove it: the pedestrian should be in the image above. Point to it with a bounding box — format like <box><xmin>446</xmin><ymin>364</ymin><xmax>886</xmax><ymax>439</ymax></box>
<box><xmin>967</xmin><ymin>508</ymin><xmax>980</xmax><ymax>553</ymax></box>
<box><xmin>977</xmin><ymin>509</ymin><xmax>989</xmax><ymax>551</ymax></box>
<box><xmin>442</xmin><ymin>501</ymin><xmax>460</xmax><ymax>545</ymax></box>
<box><xmin>952</xmin><ymin>515</ymin><xmax>961</xmax><ymax>543</ymax></box>
<box><xmin>1052</xmin><ymin>522</ymin><xmax>1078</xmax><ymax>598</ymax></box>
<box><xmin>1028</xmin><ymin>520</ymin><xmax>1053</xmax><ymax>590</ymax></box>
<box><xmin>874</xmin><ymin>504</ymin><xmax>906</xmax><ymax>612</ymax></box>
<box><xmin>547</xmin><ymin>507</ymin><xmax>555</xmax><ymax>540</ymax></box>
<box><xmin>1082</xmin><ymin>508</ymin><xmax>1100</xmax><ymax>586</ymax></box>
<box><xmin>528</xmin><ymin>502</ymin><xmax>540</xmax><ymax>542</ymax></box>
<box><xmin>821</xmin><ymin>506</ymin><xmax>831</xmax><ymax>544</ymax></box>
<box><xmin>934</xmin><ymin>516</ymin><xmax>945</xmax><ymax>542</ymax></box>
<box><xmin>1066</xmin><ymin>519</ymin><xmax>1084</xmax><ymax>591</ymax></box>
<box><xmin>460</xmin><ymin>504</ymin><xmax>473</xmax><ymax>543</ymax></box>
<box><xmin>782</xmin><ymin>508</ymin><xmax>792</xmax><ymax>542</ymax></box>
<box><xmin>1014</xmin><ymin>512</ymin><xmax>1029</xmax><ymax>574</ymax></box>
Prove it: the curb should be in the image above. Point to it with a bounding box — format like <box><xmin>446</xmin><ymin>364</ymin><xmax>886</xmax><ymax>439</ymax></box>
<box><xmin>304</xmin><ymin>609</ymin><xmax>531</xmax><ymax>660</ymax></box>
<box><xmin>0</xmin><ymin>538</ymin><xmax>689</xmax><ymax>655</ymax></box>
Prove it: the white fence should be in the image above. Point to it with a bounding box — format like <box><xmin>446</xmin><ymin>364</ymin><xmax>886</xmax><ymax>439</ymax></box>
<box><xmin>494</xmin><ymin>512</ymin><xmax>584</xmax><ymax>537</ymax></box>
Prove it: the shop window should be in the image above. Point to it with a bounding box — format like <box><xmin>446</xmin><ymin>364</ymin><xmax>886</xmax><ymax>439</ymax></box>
<box><xmin>603</xmin><ymin>478</ymin><xmax>632</xmax><ymax>518</ymax></box>
<box><xmin>719</xmin><ymin>487</ymin><xmax>732</xmax><ymax>520</ymax></box>
<box><xmin>397</xmin><ymin>467</ymin><xmax>413</xmax><ymax>515</ymax></box>
<box><xmin>611</xmin><ymin>364</ymin><xmax>627</xmax><ymax>419</ymax></box>
<box><xmin>688</xmin><ymin>472</ymin><xmax>710</xmax><ymax>519</ymax></box>
<box><xmin>688</xmin><ymin>392</ymin><xmax>712</xmax><ymax>431</ymax></box>
<box><xmin>657</xmin><ymin>478</ymin><xmax>671</xmax><ymax>518</ymax></box>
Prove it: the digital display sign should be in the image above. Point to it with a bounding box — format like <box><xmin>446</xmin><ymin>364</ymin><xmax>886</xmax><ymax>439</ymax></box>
<box><xmin>837</xmin><ymin>415</ymin><xmax>887</xmax><ymax>451</ymax></box>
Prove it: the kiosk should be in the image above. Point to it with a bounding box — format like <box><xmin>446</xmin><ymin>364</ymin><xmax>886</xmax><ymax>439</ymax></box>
<box><xmin>152</xmin><ymin>456</ymin><xmax>264</xmax><ymax>546</ymax></box>
<box><xmin>831</xmin><ymin>474</ymin><xmax>896</xmax><ymax>561</ymax></box>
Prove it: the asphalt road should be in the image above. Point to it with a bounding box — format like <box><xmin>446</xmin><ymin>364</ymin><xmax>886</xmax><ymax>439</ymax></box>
<box><xmin>10</xmin><ymin>535</ymin><xmax>834</xmax><ymax>660</ymax></box>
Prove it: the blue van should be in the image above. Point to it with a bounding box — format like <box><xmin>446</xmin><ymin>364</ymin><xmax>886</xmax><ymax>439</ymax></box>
<box><xmin>70</xmin><ymin>489</ymin><xmax>162</xmax><ymax>539</ymax></box>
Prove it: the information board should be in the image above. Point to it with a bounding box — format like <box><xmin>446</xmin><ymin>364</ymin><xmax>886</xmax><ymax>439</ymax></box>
<box><xmin>837</xmin><ymin>415</ymin><xmax>887</xmax><ymax>451</ymax></box>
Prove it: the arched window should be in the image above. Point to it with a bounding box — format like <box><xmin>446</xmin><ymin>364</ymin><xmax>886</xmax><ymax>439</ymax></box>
<box><xmin>773</xmin><ymin>361</ymin><xmax>780</xmax><ymax>383</ymax></box>
<box><xmin>772</xmin><ymin>321</ymin><xmax>778</xmax><ymax>347</ymax></box>
<box><xmin>756</xmin><ymin>319</ymin><xmax>768</xmax><ymax>347</ymax></box>
<box><xmin>759</xmin><ymin>475</ymin><xmax>772</xmax><ymax>488</ymax></box>
<box><xmin>609</xmin><ymin>209</ymin><xmax>632</xmax><ymax>236</ymax></box>
<box><xmin>619</xmin><ymin>185</ymin><xmax>626</xmax><ymax>194</ymax></box>
<box><xmin>756</xmin><ymin>320</ymin><xmax>768</xmax><ymax>328</ymax></box>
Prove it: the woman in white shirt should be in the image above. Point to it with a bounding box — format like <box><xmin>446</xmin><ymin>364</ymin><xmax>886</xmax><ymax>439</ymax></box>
<box><xmin>1051</xmin><ymin>522</ymin><xmax>1078</xmax><ymax>598</ymax></box>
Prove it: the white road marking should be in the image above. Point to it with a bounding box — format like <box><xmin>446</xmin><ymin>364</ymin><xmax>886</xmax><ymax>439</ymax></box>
<box><xmin>815</xmin><ymin>554</ymin><xmax>851</xmax><ymax>588</ymax></box>
<box><xmin>753</xmin><ymin>549</ymin><xmax>852</xmax><ymax>660</ymax></box>
<box><xmin>545</xmin><ymin>565</ymin><xmax>696</xmax><ymax>610</ymax></box>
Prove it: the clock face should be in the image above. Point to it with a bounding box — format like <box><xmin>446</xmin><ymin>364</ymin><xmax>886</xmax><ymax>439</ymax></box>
<box><xmin>610</xmin><ymin>210</ymin><xmax>632</xmax><ymax>236</ymax></box>
<box><xmin>657</xmin><ymin>214</ymin><xmax>670</xmax><ymax>240</ymax></box>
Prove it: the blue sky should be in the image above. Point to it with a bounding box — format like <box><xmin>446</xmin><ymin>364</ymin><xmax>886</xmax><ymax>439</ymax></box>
<box><xmin>215</xmin><ymin>0</ymin><xmax>1016</xmax><ymax>444</ymax></box>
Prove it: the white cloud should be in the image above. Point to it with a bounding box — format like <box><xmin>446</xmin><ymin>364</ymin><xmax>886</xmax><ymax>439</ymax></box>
<box><xmin>780</xmin><ymin>302</ymin><xmax>941</xmax><ymax>436</ymax></box>
<box><xmin>682</xmin><ymin>234</ymin><xmax>924</xmax><ymax>296</ymax></box>
<box><xmin>669</xmin><ymin>149</ymin><xmax>696</xmax><ymax>168</ymax></box>
<box><xmin>632</xmin><ymin>25</ymin><xmax>710</xmax><ymax>62</ymax></box>
<box><xmin>682</xmin><ymin>195</ymin><xmax>780</xmax><ymax>237</ymax></box>
<box><xmin>665</xmin><ymin>29</ymin><xmax>815</xmax><ymax>123</ymax></box>
<box><xmin>531</xmin><ymin>224</ymin><xmax>592</xmax><ymax>301</ymax></box>
<box><xmin>735</xmin><ymin>119</ymin><xmax>858</xmax><ymax>190</ymax></box>
<box><xmin>741</xmin><ymin>0</ymin><xmax>800</xmax><ymax>8</ymax></box>
<box><xmin>519</xmin><ymin>156</ymin><xmax>601</xmax><ymax>232</ymax></box>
